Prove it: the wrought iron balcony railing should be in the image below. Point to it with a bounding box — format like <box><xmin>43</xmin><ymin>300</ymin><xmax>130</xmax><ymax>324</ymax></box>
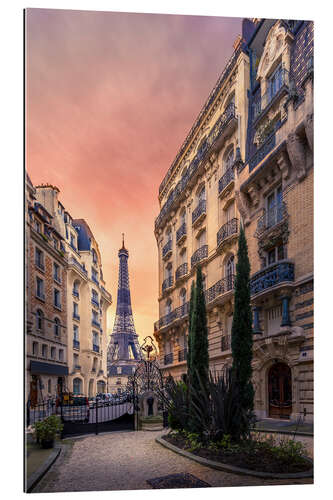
<box><xmin>162</xmin><ymin>239</ymin><xmax>172</xmax><ymax>258</ymax></box>
<box><xmin>74</xmin><ymin>365</ymin><xmax>81</xmax><ymax>371</ymax></box>
<box><xmin>91</xmin><ymin>298</ymin><xmax>100</xmax><ymax>308</ymax></box>
<box><xmin>154</xmin><ymin>275</ymin><xmax>234</xmax><ymax>331</ymax></box>
<box><xmin>176</xmin><ymin>222</ymin><xmax>187</xmax><ymax>243</ymax></box>
<box><xmin>73</xmin><ymin>339</ymin><xmax>80</xmax><ymax>350</ymax></box>
<box><xmin>191</xmin><ymin>245</ymin><xmax>208</xmax><ymax>267</ymax></box>
<box><xmin>162</xmin><ymin>276</ymin><xmax>174</xmax><ymax>292</ymax></box>
<box><xmin>256</xmin><ymin>203</ymin><xmax>287</xmax><ymax>236</ymax></box>
<box><xmin>250</xmin><ymin>261</ymin><xmax>295</xmax><ymax>296</ymax></box>
<box><xmin>93</xmin><ymin>344</ymin><xmax>100</xmax><ymax>353</ymax></box>
<box><xmin>175</xmin><ymin>262</ymin><xmax>188</xmax><ymax>281</ymax></box>
<box><xmin>192</xmin><ymin>199</ymin><xmax>206</xmax><ymax>225</ymax></box>
<box><xmin>178</xmin><ymin>348</ymin><xmax>187</xmax><ymax>362</ymax></box>
<box><xmin>252</xmin><ymin>68</ymin><xmax>289</xmax><ymax>121</ymax></box>
<box><xmin>164</xmin><ymin>352</ymin><xmax>174</xmax><ymax>365</ymax></box>
<box><xmin>68</xmin><ymin>257</ymin><xmax>88</xmax><ymax>276</ymax></box>
<box><xmin>218</xmin><ymin>167</ymin><xmax>235</xmax><ymax>194</ymax></box>
<box><xmin>217</xmin><ymin>218</ymin><xmax>238</xmax><ymax>247</ymax></box>
<box><xmin>249</xmin><ymin>133</ymin><xmax>276</xmax><ymax>172</ymax></box>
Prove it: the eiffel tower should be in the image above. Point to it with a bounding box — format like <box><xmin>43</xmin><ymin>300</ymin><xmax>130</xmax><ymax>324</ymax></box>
<box><xmin>107</xmin><ymin>235</ymin><xmax>142</xmax><ymax>389</ymax></box>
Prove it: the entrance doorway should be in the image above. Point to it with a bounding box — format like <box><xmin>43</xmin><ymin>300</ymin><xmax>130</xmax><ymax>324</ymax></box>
<box><xmin>268</xmin><ymin>362</ymin><xmax>292</xmax><ymax>419</ymax></box>
<box><xmin>30</xmin><ymin>375</ymin><xmax>38</xmax><ymax>406</ymax></box>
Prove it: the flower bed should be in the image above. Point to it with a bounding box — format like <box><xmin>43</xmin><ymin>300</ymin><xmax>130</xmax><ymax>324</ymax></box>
<box><xmin>162</xmin><ymin>431</ymin><xmax>312</xmax><ymax>474</ymax></box>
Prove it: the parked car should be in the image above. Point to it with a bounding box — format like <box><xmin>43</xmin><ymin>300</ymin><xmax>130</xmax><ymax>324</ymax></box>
<box><xmin>61</xmin><ymin>395</ymin><xmax>90</xmax><ymax>423</ymax></box>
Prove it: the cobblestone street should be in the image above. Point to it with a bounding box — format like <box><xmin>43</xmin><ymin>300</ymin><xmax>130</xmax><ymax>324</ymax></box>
<box><xmin>34</xmin><ymin>431</ymin><xmax>313</xmax><ymax>492</ymax></box>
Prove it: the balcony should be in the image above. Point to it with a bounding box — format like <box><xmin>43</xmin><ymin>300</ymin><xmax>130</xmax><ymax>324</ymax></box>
<box><xmin>72</xmin><ymin>289</ymin><xmax>79</xmax><ymax>299</ymax></box>
<box><xmin>91</xmin><ymin>298</ymin><xmax>100</xmax><ymax>308</ymax></box>
<box><xmin>93</xmin><ymin>344</ymin><xmax>100</xmax><ymax>353</ymax></box>
<box><xmin>176</xmin><ymin>222</ymin><xmax>187</xmax><ymax>245</ymax></box>
<box><xmin>217</xmin><ymin>218</ymin><xmax>239</xmax><ymax>248</ymax></box>
<box><xmin>204</xmin><ymin>275</ymin><xmax>235</xmax><ymax>303</ymax></box>
<box><xmin>68</xmin><ymin>257</ymin><xmax>88</xmax><ymax>277</ymax></box>
<box><xmin>164</xmin><ymin>353</ymin><xmax>174</xmax><ymax>365</ymax></box>
<box><xmin>191</xmin><ymin>245</ymin><xmax>208</xmax><ymax>268</ymax></box>
<box><xmin>155</xmin><ymin>100</ymin><xmax>237</xmax><ymax>231</ymax></box>
<box><xmin>73</xmin><ymin>313</ymin><xmax>80</xmax><ymax>321</ymax></box>
<box><xmin>252</xmin><ymin>68</ymin><xmax>289</xmax><ymax>123</ymax></box>
<box><xmin>92</xmin><ymin>319</ymin><xmax>100</xmax><ymax>328</ymax></box>
<box><xmin>175</xmin><ymin>262</ymin><xmax>188</xmax><ymax>281</ymax></box>
<box><xmin>178</xmin><ymin>348</ymin><xmax>187</xmax><ymax>362</ymax></box>
<box><xmin>249</xmin><ymin>133</ymin><xmax>276</xmax><ymax>172</ymax></box>
<box><xmin>73</xmin><ymin>339</ymin><xmax>80</xmax><ymax>350</ymax></box>
<box><xmin>162</xmin><ymin>276</ymin><xmax>174</xmax><ymax>293</ymax></box>
<box><xmin>256</xmin><ymin>203</ymin><xmax>287</xmax><ymax>236</ymax></box>
<box><xmin>218</xmin><ymin>168</ymin><xmax>235</xmax><ymax>195</ymax></box>
<box><xmin>162</xmin><ymin>239</ymin><xmax>172</xmax><ymax>260</ymax></box>
<box><xmin>192</xmin><ymin>199</ymin><xmax>206</xmax><ymax>226</ymax></box>
<box><xmin>250</xmin><ymin>261</ymin><xmax>295</xmax><ymax>296</ymax></box>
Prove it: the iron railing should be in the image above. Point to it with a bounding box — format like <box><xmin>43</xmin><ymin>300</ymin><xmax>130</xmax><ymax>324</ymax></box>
<box><xmin>176</xmin><ymin>222</ymin><xmax>187</xmax><ymax>243</ymax></box>
<box><xmin>191</xmin><ymin>245</ymin><xmax>208</xmax><ymax>267</ymax></box>
<box><xmin>73</xmin><ymin>339</ymin><xmax>80</xmax><ymax>349</ymax></box>
<box><xmin>155</xmin><ymin>103</ymin><xmax>236</xmax><ymax>230</ymax></box>
<box><xmin>162</xmin><ymin>239</ymin><xmax>172</xmax><ymax>258</ymax></box>
<box><xmin>217</xmin><ymin>218</ymin><xmax>238</xmax><ymax>247</ymax></box>
<box><xmin>175</xmin><ymin>262</ymin><xmax>188</xmax><ymax>281</ymax></box>
<box><xmin>252</xmin><ymin>68</ymin><xmax>289</xmax><ymax>121</ymax></box>
<box><xmin>250</xmin><ymin>261</ymin><xmax>295</xmax><ymax>296</ymax></box>
<box><xmin>164</xmin><ymin>353</ymin><xmax>174</xmax><ymax>365</ymax></box>
<box><xmin>256</xmin><ymin>203</ymin><xmax>287</xmax><ymax>235</ymax></box>
<box><xmin>178</xmin><ymin>349</ymin><xmax>187</xmax><ymax>362</ymax></box>
<box><xmin>249</xmin><ymin>133</ymin><xmax>276</xmax><ymax>172</ymax></box>
<box><xmin>162</xmin><ymin>276</ymin><xmax>174</xmax><ymax>292</ymax></box>
<box><xmin>91</xmin><ymin>298</ymin><xmax>100</xmax><ymax>308</ymax></box>
<box><xmin>192</xmin><ymin>199</ymin><xmax>206</xmax><ymax>225</ymax></box>
<box><xmin>69</xmin><ymin>257</ymin><xmax>88</xmax><ymax>276</ymax></box>
<box><xmin>218</xmin><ymin>167</ymin><xmax>235</xmax><ymax>194</ymax></box>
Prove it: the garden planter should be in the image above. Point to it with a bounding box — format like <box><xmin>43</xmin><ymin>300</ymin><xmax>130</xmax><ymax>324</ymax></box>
<box><xmin>41</xmin><ymin>439</ymin><xmax>54</xmax><ymax>449</ymax></box>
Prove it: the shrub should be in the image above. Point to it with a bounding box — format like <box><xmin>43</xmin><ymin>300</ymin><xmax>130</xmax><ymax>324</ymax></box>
<box><xmin>33</xmin><ymin>415</ymin><xmax>63</xmax><ymax>443</ymax></box>
<box><xmin>157</xmin><ymin>376</ymin><xmax>189</xmax><ymax>431</ymax></box>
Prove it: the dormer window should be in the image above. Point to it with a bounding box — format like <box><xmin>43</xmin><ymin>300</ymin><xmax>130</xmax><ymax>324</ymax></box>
<box><xmin>268</xmin><ymin>64</ymin><xmax>283</xmax><ymax>102</ymax></box>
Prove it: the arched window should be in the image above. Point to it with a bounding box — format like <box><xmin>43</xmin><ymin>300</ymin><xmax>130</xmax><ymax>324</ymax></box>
<box><xmin>54</xmin><ymin>317</ymin><xmax>61</xmax><ymax>337</ymax></box>
<box><xmin>97</xmin><ymin>380</ymin><xmax>106</xmax><ymax>394</ymax></box>
<box><xmin>73</xmin><ymin>378</ymin><xmax>82</xmax><ymax>395</ymax></box>
<box><xmin>36</xmin><ymin>309</ymin><xmax>44</xmax><ymax>331</ymax></box>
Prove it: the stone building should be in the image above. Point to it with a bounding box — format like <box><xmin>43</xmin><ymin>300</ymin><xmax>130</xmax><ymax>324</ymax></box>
<box><xmin>153</xmin><ymin>19</ymin><xmax>313</xmax><ymax>422</ymax></box>
<box><xmin>33</xmin><ymin>185</ymin><xmax>112</xmax><ymax>397</ymax></box>
<box><xmin>25</xmin><ymin>175</ymin><xmax>69</xmax><ymax>404</ymax></box>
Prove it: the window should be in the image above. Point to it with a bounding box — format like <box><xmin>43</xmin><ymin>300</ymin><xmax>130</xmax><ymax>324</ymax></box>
<box><xmin>116</xmin><ymin>378</ymin><xmax>122</xmax><ymax>386</ymax></box>
<box><xmin>265</xmin><ymin>243</ymin><xmax>285</xmax><ymax>267</ymax></box>
<box><xmin>266</xmin><ymin>304</ymin><xmax>282</xmax><ymax>335</ymax></box>
<box><xmin>73</xmin><ymin>353</ymin><xmax>79</xmax><ymax>368</ymax></box>
<box><xmin>197</xmin><ymin>229</ymin><xmax>206</xmax><ymax>249</ymax></box>
<box><xmin>92</xmin><ymin>289</ymin><xmax>99</xmax><ymax>306</ymax></box>
<box><xmin>92</xmin><ymin>310</ymin><xmax>99</xmax><ymax>325</ymax></box>
<box><xmin>180</xmin><ymin>209</ymin><xmax>186</xmax><ymax>225</ymax></box>
<box><xmin>92</xmin><ymin>268</ymin><xmax>99</xmax><ymax>283</ymax></box>
<box><xmin>73</xmin><ymin>280</ymin><xmax>80</xmax><ymax>298</ymax></box>
<box><xmin>70</xmin><ymin>233</ymin><xmax>76</xmax><ymax>250</ymax></box>
<box><xmin>73</xmin><ymin>378</ymin><xmax>82</xmax><ymax>394</ymax></box>
<box><xmin>225</xmin><ymin>256</ymin><xmax>235</xmax><ymax>290</ymax></box>
<box><xmin>32</xmin><ymin>342</ymin><xmax>38</xmax><ymax>356</ymax></box>
<box><xmin>53</xmin><ymin>263</ymin><xmax>61</xmax><ymax>282</ymax></box>
<box><xmin>59</xmin><ymin>349</ymin><xmax>64</xmax><ymax>362</ymax></box>
<box><xmin>35</xmin><ymin>247</ymin><xmax>44</xmax><ymax>270</ymax></box>
<box><xmin>47</xmin><ymin>379</ymin><xmax>52</xmax><ymax>393</ymax></box>
<box><xmin>36</xmin><ymin>277</ymin><xmax>44</xmax><ymax>300</ymax></box>
<box><xmin>35</xmin><ymin>220</ymin><xmax>41</xmax><ymax>233</ymax></box>
<box><xmin>73</xmin><ymin>302</ymin><xmax>79</xmax><ymax>319</ymax></box>
<box><xmin>73</xmin><ymin>325</ymin><xmax>79</xmax><ymax>341</ymax></box>
<box><xmin>51</xmin><ymin>347</ymin><xmax>56</xmax><ymax>359</ymax></box>
<box><xmin>165</xmin><ymin>299</ymin><xmax>172</xmax><ymax>316</ymax></box>
<box><xmin>36</xmin><ymin>309</ymin><xmax>44</xmax><ymax>331</ymax></box>
<box><xmin>165</xmin><ymin>263</ymin><xmax>172</xmax><ymax>280</ymax></box>
<box><xmin>93</xmin><ymin>331</ymin><xmax>99</xmax><ymax>347</ymax></box>
<box><xmin>42</xmin><ymin>344</ymin><xmax>48</xmax><ymax>358</ymax></box>
<box><xmin>52</xmin><ymin>237</ymin><xmax>58</xmax><ymax>250</ymax></box>
<box><xmin>54</xmin><ymin>289</ymin><xmax>61</xmax><ymax>309</ymax></box>
<box><xmin>268</xmin><ymin>65</ymin><xmax>283</xmax><ymax>101</ymax></box>
<box><xmin>54</xmin><ymin>317</ymin><xmax>61</xmax><ymax>337</ymax></box>
<box><xmin>266</xmin><ymin>186</ymin><xmax>283</xmax><ymax>228</ymax></box>
<box><xmin>202</xmin><ymin>274</ymin><xmax>207</xmax><ymax>290</ymax></box>
<box><xmin>225</xmin><ymin>202</ymin><xmax>235</xmax><ymax>223</ymax></box>
<box><xmin>92</xmin><ymin>249</ymin><xmax>98</xmax><ymax>265</ymax></box>
<box><xmin>198</xmin><ymin>186</ymin><xmax>206</xmax><ymax>202</ymax></box>
<box><xmin>223</xmin><ymin>147</ymin><xmax>234</xmax><ymax>173</ymax></box>
<box><xmin>180</xmin><ymin>289</ymin><xmax>186</xmax><ymax>306</ymax></box>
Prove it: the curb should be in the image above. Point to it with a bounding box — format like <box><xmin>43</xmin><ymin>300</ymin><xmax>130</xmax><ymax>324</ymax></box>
<box><xmin>26</xmin><ymin>443</ymin><xmax>62</xmax><ymax>493</ymax></box>
<box><xmin>156</xmin><ymin>437</ymin><xmax>313</xmax><ymax>480</ymax></box>
<box><xmin>253</xmin><ymin>428</ymin><xmax>313</xmax><ymax>438</ymax></box>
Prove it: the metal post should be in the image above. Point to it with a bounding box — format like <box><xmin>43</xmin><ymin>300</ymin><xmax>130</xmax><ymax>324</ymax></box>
<box><xmin>95</xmin><ymin>397</ymin><xmax>98</xmax><ymax>435</ymax></box>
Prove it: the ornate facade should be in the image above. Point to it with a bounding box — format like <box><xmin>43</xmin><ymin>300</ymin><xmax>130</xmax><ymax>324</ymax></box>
<box><xmin>33</xmin><ymin>185</ymin><xmax>112</xmax><ymax>397</ymax></box>
<box><xmin>154</xmin><ymin>19</ymin><xmax>313</xmax><ymax>422</ymax></box>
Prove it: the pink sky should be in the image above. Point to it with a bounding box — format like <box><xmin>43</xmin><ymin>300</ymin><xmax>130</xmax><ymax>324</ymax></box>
<box><xmin>26</xmin><ymin>8</ymin><xmax>242</xmax><ymax>342</ymax></box>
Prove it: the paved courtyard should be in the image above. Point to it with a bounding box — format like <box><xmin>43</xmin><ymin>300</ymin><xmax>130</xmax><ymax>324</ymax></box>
<box><xmin>34</xmin><ymin>430</ymin><xmax>313</xmax><ymax>493</ymax></box>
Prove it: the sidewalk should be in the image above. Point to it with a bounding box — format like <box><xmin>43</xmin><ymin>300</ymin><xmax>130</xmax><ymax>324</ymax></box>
<box><xmin>254</xmin><ymin>418</ymin><xmax>313</xmax><ymax>436</ymax></box>
<box><xmin>25</xmin><ymin>434</ymin><xmax>62</xmax><ymax>492</ymax></box>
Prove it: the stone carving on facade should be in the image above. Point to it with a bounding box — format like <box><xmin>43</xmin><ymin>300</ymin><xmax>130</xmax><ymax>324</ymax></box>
<box><xmin>276</xmin><ymin>150</ymin><xmax>291</xmax><ymax>181</ymax></box>
<box><xmin>234</xmin><ymin>188</ymin><xmax>250</xmax><ymax>226</ymax></box>
<box><xmin>256</xmin><ymin>22</ymin><xmax>293</xmax><ymax>82</ymax></box>
<box><xmin>286</xmin><ymin>132</ymin><xmax>307</xmax><ymax>181</ymax></box>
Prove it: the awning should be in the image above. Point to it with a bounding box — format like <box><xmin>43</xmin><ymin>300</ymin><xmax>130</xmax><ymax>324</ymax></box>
<box><xmin>30</xmin><ymin>361</ymin><xmax>68</xmax><ymax>376</ymax></box>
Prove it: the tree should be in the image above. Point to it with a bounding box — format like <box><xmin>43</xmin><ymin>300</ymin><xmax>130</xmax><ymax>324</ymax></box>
<box><xmin>186</xmin><ymin>281</ymin><xmax>196</xmax><ymax>384</ymax></box>
<box><xmin>188</xmin><ymin>265</ymin><xmax>209</xmax><ymax>431</ymax></box>
<box><xmin>231</xmin><ymin>225</ymin><xmax>254</xmax><ymax>432</ymax></box>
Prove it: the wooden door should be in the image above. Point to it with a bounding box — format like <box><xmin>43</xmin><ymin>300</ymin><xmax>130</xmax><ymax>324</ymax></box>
<box><xmin>268</xmin><ymin>363</ymin><xmax>292</xmax><ymax>419</ymax></box>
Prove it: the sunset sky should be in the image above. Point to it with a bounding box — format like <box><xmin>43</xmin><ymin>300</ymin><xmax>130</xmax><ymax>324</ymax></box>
<box><xmin>26</xmin><ymin>8</ymin><xmax>242</xmax><ymax>343</ymax></box>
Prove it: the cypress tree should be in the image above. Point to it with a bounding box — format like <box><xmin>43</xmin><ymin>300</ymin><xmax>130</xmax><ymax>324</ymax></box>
<box><xmin>231</xmin><ymin>225</ymin><xmax>254</xmax><ymax>426</ymax></box>
<box><xmin>186</xmin><ymin>281</ymin><xmax>196</xmax><ymax>384</ymax></box>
